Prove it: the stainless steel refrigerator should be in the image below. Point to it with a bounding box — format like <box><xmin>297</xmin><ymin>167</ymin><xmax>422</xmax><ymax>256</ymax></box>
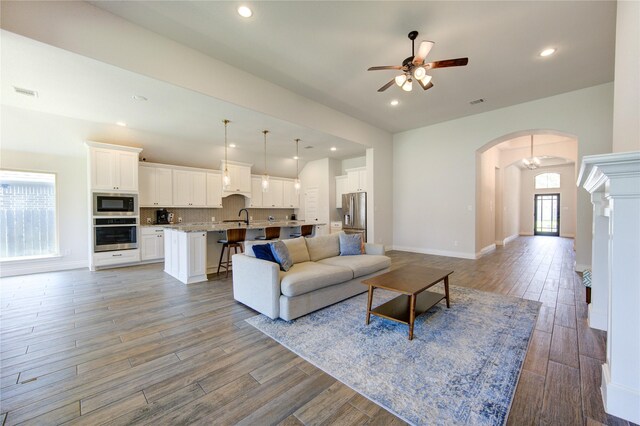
<box><xmin>342</xmin><ymin>192</ymin><xmax>367</xmax><ymax>242</ymax></box>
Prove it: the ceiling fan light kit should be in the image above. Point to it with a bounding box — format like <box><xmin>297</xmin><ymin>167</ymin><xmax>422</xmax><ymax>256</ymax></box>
<box><xmin>368</xmin><ymin>30</ymin><xmax>468</xmax><ymax>94</ymax></box>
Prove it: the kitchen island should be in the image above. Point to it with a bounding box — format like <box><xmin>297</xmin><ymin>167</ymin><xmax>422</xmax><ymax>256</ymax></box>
<box><xmin>162</xmin><ymin>221</ymin><xmax>326</xmax><ymax>284</ymax></box>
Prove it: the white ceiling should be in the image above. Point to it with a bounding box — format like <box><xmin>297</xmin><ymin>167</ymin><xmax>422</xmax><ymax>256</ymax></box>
<box><xmin>90</xmin><ymin>0</ymin><xmax>616</xmax><ymax>133</ymax></box>
<box><xmin>0</xmin><ymin>30</ymin><xmax>367</xmax><ymax>175</ymax></box>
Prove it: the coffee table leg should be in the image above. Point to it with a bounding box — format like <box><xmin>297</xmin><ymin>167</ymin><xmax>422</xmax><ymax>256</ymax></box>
<box><xmin>408</xmin><ymin>294</ymin><xmax>416</xmax><ymax>340</ymax></box>
<box><xmin>444</xmin><ymin>276</ymin><xmax>450</xmax><ymax>308</ymax></box>
<box><xmin>366</xmin><ymin>286</ymin><xmax>374</xmax><ymax>325</ymax></box>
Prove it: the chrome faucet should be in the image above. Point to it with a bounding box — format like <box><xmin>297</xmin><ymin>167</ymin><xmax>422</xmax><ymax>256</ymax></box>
<box><xmin>238</xmin><ymin>208</ymin><xmax>250</xmax><ymax>225</ymax></box>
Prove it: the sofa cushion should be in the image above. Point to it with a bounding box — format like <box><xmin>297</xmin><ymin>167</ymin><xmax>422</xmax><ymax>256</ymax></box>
<box><xmin>270</xmin><ymin>241</ymin><xmax>293</xmax><ymax>272</ymax></box>
<box><xmin>252</xmin><ymin>243</ymin><xmax>277</xmax><ymax>264</ymax></box>
<box><xmin>305</xmin><ymin>233</ymin><xmax>340</xmax><ymax>261</ymax></box>
<box><xmin>317</xmin><ymin>255</ymin><xmax>391</xmax><ymax>278</ymax></box>
<box><xmin>282</xmin><ymin>237</ymin><xmax>310</xmax><ymax>264</ymax></box>
<box><xmin>280</xmin><ymin>262</ymin><xmax>353</xmax><ymax>297</ymax></box>
<box><xmin>339</xmin><ymin>232</ymin><xmax>363</xmax><ymax>256</ymax></box>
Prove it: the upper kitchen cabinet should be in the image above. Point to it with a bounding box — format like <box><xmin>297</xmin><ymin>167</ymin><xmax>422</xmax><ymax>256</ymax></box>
<box><xmin>139</xmin><ymin>165</ymin><xmax>173</xmax><ymax>207</ymax></box>
<box><xmin>247</xmin><ymin>176</ymin><xmax>263</xmax><ymax>208</ymax></box>
<box><xmin>346</xmin><ymin>167</ymin><xmax>367</xmax><ymax>193</ymax></box>
<box><xmin>206</xmin><ymin>172</ymin><xmax>223</xmax><ymax>208</ymax></box>
<box><xmin>221</xmin><ymin>161</ymin><xmax>251</xmax><ymax>195</ymax></box>
<box><xmin>282</xmin><ymin>180</ymin><xmax>300</xmax><ymax>208</ymax></box>
<box><xmin>172</xmin><ymin>169</ymin><xmax>207</xmax><ymax>207</ymax></box>
<box><xmin>335</xmin><ymin>175</ymin><xmax>348</xmax><ymax>208</ymax></box>
<box><xmin>262</xmin><ymin>178</ymin><xmax>284</xmax><ymax>208</ymax></box>
<box><xmin>87</xmin><ymin>142</ymin><xmax>142</xmax><ymax>192</ymax></box>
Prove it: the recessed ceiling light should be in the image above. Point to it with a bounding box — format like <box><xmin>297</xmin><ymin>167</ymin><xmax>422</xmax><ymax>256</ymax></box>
<box><xmin>229</xmin><ymin>143</ymin><xmax>236</xmax><ymax>148</ymax></box>
<box><xmin>293</xmin><ymin>156</ymin><xmax>299</xmax><ymax>160</ymax></box>
<box><xmin>132</xmin><ymin>95</ymin><xmax>147</xmax><ymax>101</ymax></box>
<box><xmin>237</xmin><ymin>6</ymin><xmax>252</xmax><ymax>18</ymax></box>
<box><xmin>539</xmin><ymin>48</ymin><xmax>556</xmax><ymax>57</ymax></box>
<box><xmin>390</xmin><ymin>99</ymin><xmax>399</xmax><ymax>106</ymax></box>
<box><xmin>116</xmin><ymin>121</ymin><xmax>127</xmax><ymax>127</ymax></box>
<box><xmin>330</xmin><ymin>147</ymin><xmax>337</xmax><ymax>152</ymax></box>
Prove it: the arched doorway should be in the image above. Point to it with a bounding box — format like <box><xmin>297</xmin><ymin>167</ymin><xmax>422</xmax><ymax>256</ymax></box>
<box><xmin>475</xmin><ymin>130</ymin><xmax>578</xmax><ymax>256</ymax></box>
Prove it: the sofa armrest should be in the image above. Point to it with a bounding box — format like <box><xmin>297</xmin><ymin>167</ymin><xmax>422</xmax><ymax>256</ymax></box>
<box><xmin>364</xmin><ymin>243</ymin><xmax>385</xmax><ymax>255</ymax></box>
<box><xmin>232</xmin><ymin>254</ymin><xmax>281</xmax><ymax>319</ymax></box>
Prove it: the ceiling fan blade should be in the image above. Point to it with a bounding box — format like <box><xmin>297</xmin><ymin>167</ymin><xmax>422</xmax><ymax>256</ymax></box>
<box><xmin>412</xmin><ymin>41</ymin><xmax>435</xmax><ymax>65</ymax></box>
<box><xmin>426</xmin><ymin>57</ymin><xmax>469</xmax><ymax>69</ymax></box>
<box><xmin>417</xmin><ymin>79</ymin><xmax>434</xmax><ymax>91</ymax></box>
<box><xmin>368</xmin><ymin>65</ymin><xmax>403</xmax><ymax>71</ymax></box>
<box><xmin>377</xmin><ymin>79</ymin><xmax>395</xmax><ymax>92</ymax></box>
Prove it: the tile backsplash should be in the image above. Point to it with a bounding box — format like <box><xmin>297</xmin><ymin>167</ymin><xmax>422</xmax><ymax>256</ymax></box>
<box><xmin>140</xmin><ymin>194</ymin><xmax>295</xmax><ymax>224</ymax></box>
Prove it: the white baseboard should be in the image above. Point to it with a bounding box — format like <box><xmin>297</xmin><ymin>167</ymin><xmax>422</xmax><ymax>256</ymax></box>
<box><xmin>575</xmin><ymin>263</ymin><xmax>591</xmax><ymax>273</ymax></box>
<box><xmin>496</xmin><ymin>234</ymin><xmax>519</xmax><ymax>246</ymax></box>
<box><xmin>475</xmin><ymin>244</ymin><xmax>496</xmax><ymax>259</ymax></box>
<box><xmin>601</xmin><ymin>363</ymin><xmax>640</xmax><ymax>424</ymax></box>
<box><xmin>0</xmin><ymin>259</ymin><xmax>88</xmax><ymax>277</ymax></box>
<box><xmin>390</xmin><ymin>245</ymin><xmax>476</xmax><ymax>260</ymax></box>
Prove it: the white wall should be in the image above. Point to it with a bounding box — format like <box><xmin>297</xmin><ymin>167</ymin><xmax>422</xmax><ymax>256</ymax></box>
<box><xmin>612</xmin><ymin>0</ymin><xmax>640</xmax><ymax>153</ymax></box>
<box><xmin>502</xmin><ymin>165</ymin><xmax>521</xmax><ymax>241</ymax></box>
<box><xmin>0</xmin><ymin>106</ymin><xmax>91</xmax><ymax>276</ymax></box>
<box><xmin>519</xmin><ymin>164</ymin><xmax>577</xmax><ymax>238</ymax></box>
<box><xmin>0</xmin><ymin>1</ymin><xmax>394</xmax><ymax>248</ymax></box>
<box><xmin>340</xmin><ymin>156</ymin><xmax>366</xmax><ymax>175</ymax></box>
<box><xmin>478</xmin><ymin>146</ymin><xmax>500</xmax><ymax>252</ymax></box>
<box><xmin>393</xmin><ymin>83</ymin><xmax>613</xmax><ymax>265</ymax></box>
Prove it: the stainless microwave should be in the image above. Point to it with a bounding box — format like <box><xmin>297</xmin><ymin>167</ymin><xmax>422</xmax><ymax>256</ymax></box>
<box><xmin>93</xmin><ymin>193</ymin><xmax>138</xmax><ymax>216</ymax></box>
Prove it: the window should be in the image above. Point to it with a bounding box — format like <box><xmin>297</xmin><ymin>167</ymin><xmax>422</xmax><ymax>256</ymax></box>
<box><xmin>535</xmin><ymin>172</ymin><xmax>561</xmax><ymax>189</ymax></box>
<box><xmin>0</xmin><ymin>170</ymin><xmax>58</xmax><ymax>260</ymax></box>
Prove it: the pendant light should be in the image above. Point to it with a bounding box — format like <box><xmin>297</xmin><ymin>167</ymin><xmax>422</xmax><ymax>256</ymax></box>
<box><xmin>522</xmin><ymin>134</ymin><xmax>541</xmax><ymax>170</ymax></box>
<box><xmin>222</xmin><ymin>119</ymin><xmax>231</xmax><ymax>188</ymax></box>
<box><xmin>261</xmin><ymin>130</ymin><xmax>270</xmax><ymax>192</ymax></box>
<box><xmin>294</xmin><ymin>138</ymin><xmax>301</xmax><ymax>193</ymax></box>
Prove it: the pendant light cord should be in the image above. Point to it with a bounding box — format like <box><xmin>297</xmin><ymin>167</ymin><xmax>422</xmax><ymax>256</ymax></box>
<box><xmin>263</xmin><ymin>130</ymin><xmax>269</xmax><ymax>175</ymax></box>
<box><xmin>295</xmin><ymin>138</ymin><xmax>300</xmax><ymax>177</ymax></box>
<box><xmin>223</xmin><ymin>119</ymin><xmax>230</xmax><ymax>172</ymax></box>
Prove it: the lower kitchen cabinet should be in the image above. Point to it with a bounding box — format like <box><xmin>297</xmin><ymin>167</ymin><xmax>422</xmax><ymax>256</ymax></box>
<box><xmin>164</xmin><ymin>229</ymin><xmax>207</xmax><ymax>284</ymax></box>
<box><xmin>140</xmin><ymin>227</ymin><xmax>165</xmax><ymax>261</ymax></box>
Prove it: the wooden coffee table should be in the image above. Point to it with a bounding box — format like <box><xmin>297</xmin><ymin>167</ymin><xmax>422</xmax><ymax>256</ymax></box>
<box><xmin>362</xmin><ymin>265</ymin><xmax>453</xmax><ymax>340</ymax></box>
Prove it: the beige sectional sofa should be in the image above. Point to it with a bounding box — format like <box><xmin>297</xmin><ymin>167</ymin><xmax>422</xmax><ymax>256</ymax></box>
<box><xmin>232</xmin><ymin>232</ymin><xmax>391</xmax><ymax>320</ymax></box>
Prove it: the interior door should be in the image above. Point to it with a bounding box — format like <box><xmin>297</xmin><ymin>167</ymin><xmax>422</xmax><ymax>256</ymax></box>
<box><xmin>534</xmin><ymin>194</ymin><xmax>560</xmax><ymax>236</ymax></box>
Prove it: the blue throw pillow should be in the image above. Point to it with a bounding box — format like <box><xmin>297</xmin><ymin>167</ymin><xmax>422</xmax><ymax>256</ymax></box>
<box><xmin>252</xmin><ymin>243</ymin><xmax>277</xmax><ymax>264</ymax></box>
<box><xmin>269</xmin><ymin>240</ymin><xmax>293</xmax><ymax>271</ymax></box>
<box><xmin>339</xmin><ymin>233</ymin><xmax>363</xmax><ymax>256</ymax></box>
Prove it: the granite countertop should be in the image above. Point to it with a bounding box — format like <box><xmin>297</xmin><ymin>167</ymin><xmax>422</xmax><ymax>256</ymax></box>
<box><xmin>149</xmin><ymin>220</ymin><xmax>325</xmax><ymax>233</ymax></box>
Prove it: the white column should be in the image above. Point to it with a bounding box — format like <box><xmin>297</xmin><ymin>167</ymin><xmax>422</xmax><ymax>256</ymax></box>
<box><xmin>589</xmin><ymin>192</ymin><xmax>609</xmax><ymax>331</ymax></box>
<box><xmin>578</xmin><ymin>152</ymin><xmax>640</xmax><ymax>424</ymax></box>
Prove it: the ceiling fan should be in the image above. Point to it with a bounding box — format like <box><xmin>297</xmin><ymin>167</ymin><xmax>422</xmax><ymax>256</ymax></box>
<box><xmin>368</xmin><ymin>30</ymin><xmax>468</xmax><ymax>92</ymax></box>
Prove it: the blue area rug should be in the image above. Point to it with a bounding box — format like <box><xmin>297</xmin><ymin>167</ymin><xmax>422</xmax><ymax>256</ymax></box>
<box><xmin>246</xmin><ymin>285</ymin><xmax>540</xmax><ymax>425</ymax></box>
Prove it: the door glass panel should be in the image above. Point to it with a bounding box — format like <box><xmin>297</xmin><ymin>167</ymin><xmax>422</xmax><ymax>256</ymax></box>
<box><xmin>534</xmin><ymin>194</ymin><xmax>559</xmax><ymax>236</ymax></box>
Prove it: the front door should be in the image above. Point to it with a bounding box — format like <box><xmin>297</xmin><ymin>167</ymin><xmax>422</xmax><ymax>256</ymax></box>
<box><xmin>534</xmin><ymin>194</ymin><xmax>560</xmax><ymax>236</ymax></box>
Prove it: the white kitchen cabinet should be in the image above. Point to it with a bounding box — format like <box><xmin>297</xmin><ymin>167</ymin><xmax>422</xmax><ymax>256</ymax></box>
<box><xmin>247</xmin><ymin>177</ymin><xmax>263</xmax><ymax>208</ymax></box>
<box><xmin>346</xmin><ymin>167</ymin><xmax>367</xmax><ymax>192</ymax></box>
<box><xmin>283</xmin><ymin>180</ymin><xmax>300</xmax><ymax>208</ymax></box>
<box><xmin>172</xmin><ymin>170</ymin><xmax>206</xmax><ymax>207</ymax></box>
<box><xmin>263</xmin><ymin>179</ymin><xmax>284</xmax><ymax>208</ymax></box>
<box><xmin>206</xmin><ymin>172</ymin><xmax>223</xmax><ymax>208</ymax></box>
<box><xmin>139</xmin><ymin>166</ymin><xmax>173</xmax><ymax>207</ymax></box>
<box><xmin>163</xmin><ymin>229</ymin><xmax>207</xmax><ymax>284</ymax></box>
<box><xmin>335</xmin><ymin>175</ymin><xmax>348</xmax><ymax>208</ymax></box>
<box><xmin>140</xmin><ymin>227</ymin><xmax>165</xmax><ymax>261</ymax></box>
<box><xmin>221</xmin><ymin>161</ymin><xmax>251</xmax><ymax>194</ymax></box>
<box><xmin>88</xmin><ymin>143</ymin><xmax>141</xmax><ymax>192</ymax></box>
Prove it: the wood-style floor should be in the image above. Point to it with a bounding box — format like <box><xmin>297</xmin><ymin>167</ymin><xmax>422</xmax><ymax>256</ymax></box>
<box><xmin>0</xmin><ymin>236</ymin><xmax>631</xmax><ymax>425</ymax></box>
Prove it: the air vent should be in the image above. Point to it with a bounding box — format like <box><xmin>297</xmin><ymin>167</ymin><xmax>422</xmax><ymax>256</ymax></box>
<box><xmin>304</xmin><ymin>145</ymin><xmax>314</xmax><ymax>149</ymax></box>
<box><xmin>14</xmin><ymin>87</ymin><xmax>38</xmax><ymax>97</ymax></box>
<box><xmin>470</xmin><ymin>98</ymin><xmax>484</xmax><ymax>105</ymax></box>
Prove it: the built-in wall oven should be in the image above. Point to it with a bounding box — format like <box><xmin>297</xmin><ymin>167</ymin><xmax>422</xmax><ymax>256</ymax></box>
<box><xmin>94</xmin><ymin>218</ymin><xmax>138</xmax><ymax>252</ymax></box>
<box><xmin>93</xmin><ymin>193</ymin><xmax>138</xmax><ymax>216</ymax></box>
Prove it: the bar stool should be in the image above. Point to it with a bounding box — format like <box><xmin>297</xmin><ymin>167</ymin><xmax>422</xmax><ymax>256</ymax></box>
<box><xmin>217</xmin><ymin>228</ymin><xmax>247</xmax><ymax>278</ymax></box>
<box><xmin>255</xmin><ymin>226</ymin><xmax>281</xmax><ymax>241</ymax></box>
<box><xmin>290</xmin><ymin>224</ymin><xmax>314</xmax><ymax>238</ymax></box>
